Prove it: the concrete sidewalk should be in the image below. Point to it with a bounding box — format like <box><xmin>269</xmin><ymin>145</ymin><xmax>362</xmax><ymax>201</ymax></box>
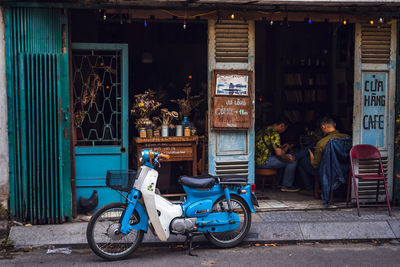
<box><xmin>8</xmin><ymin>207</ymin><xmax>400</xmax><ymax>248</ymax></box>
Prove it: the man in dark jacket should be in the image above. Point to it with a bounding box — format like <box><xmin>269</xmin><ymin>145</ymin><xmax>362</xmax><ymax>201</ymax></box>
<box><xmin>297</xmin><ymin>116</ymin><xmax>349</xmax><ymax>196</ymax></box>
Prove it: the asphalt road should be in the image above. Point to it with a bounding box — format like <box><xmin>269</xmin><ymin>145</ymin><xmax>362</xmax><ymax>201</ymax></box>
<box><xmin>2</xmin><ymin>242</ymin><xmax>400</xmax><ymax>267</ymax></box>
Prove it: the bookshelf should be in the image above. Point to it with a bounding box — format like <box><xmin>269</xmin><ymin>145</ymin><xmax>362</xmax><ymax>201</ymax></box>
<box><xmin>282</xmin><ymin>63</ymin><xmax>330</xmax><ymax>124</ymax></box>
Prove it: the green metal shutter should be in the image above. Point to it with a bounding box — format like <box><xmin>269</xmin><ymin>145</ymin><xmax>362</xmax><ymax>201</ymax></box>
<box><xmin>5</xmin><ymin>7</ymin><xmax>71</xmax><ymax>224</ymax></box>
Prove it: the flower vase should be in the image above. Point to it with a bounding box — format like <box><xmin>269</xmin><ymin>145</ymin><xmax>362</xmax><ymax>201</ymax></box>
<box><xmin>161</xmin><ymin>125</ymin><xmax>169</xmax><ymax>137</ymax></box>
<box><xmin>176</xmin><ymin>125</ymin><xmax>183</xmax><ymax>136</ymax></box>
<box><xmin>182</xmin><ymin>117</ymin><xmax>189</xmax><ymax>127</ymax></box>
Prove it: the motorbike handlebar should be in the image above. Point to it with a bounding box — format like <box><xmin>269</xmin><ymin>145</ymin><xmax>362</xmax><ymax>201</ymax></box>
<box><xmin>158</xmin><ymin>153</ymin><xmax>170</xmax><ymax>160</ymax></box>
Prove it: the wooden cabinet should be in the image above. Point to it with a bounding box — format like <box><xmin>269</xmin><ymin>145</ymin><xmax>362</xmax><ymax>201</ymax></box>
<box><xmin>133</xmin><ymin>136</ymin><xmax>199</xmax><ymax>176</ymax></box>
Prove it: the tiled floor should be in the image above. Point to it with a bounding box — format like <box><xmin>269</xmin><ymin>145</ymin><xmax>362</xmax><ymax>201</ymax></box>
<box><xmin>255</xmin><ymin>187</ymin><xmax>348</xmax><ymax>211</ymax></box>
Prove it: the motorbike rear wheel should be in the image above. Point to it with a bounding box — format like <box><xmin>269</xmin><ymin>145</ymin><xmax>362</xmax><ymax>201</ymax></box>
<box><xmin>86</xmin><ymin>202</ymin><xmax>144</xmax><ymax>261</ymax></box>
<box><xmin>205</xmin><ymin>194</ymin><xmax>251</xmax><ymax>248</ymax></box>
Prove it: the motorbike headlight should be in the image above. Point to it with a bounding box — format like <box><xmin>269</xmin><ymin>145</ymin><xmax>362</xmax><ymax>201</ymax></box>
<box><xmin>139</xmin><ymin>150</ymin><xmax>145</xmax><ymax>163</ymax></box>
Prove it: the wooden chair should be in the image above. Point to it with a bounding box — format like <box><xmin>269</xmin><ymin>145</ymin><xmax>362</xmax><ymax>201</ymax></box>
<box><xmin>255</xmin><ymin>168</ymin><xmax>278</xmax><ymax>189</ymax></box>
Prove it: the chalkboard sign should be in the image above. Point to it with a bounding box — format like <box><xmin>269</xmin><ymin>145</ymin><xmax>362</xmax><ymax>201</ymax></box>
<box><xmin>211</xmin><ymin>70</ymin><xmax>253</xmax><ymax>130</ymax></box>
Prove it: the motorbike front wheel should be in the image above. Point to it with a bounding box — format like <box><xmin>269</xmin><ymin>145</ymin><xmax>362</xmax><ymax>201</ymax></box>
<box><xmin>86</xmin><ymin>202</ymin><xmax>144</xmax><ymax>261</ymax></box>
<box><xmin>205</xmin><ymin>194</ymin><xmax>251</xmax><ymax>248</ymax></box>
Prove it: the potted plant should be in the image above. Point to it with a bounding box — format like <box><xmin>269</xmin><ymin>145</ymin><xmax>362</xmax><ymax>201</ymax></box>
<box><xmin>153</xmin><ymin>108</ymin><xmax>179</xmax><ymax>137</ymax></box>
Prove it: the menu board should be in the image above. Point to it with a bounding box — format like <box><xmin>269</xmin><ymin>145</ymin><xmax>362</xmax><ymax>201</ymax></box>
<box><xmin>212</xmin><ymin>97</ymin><xmax>251</xmax><ymax>129</ymax></box>
<box><xmin>211</xmin><ymin>70</ymin><xmax>252</xmax><ymax>130</ymax></box>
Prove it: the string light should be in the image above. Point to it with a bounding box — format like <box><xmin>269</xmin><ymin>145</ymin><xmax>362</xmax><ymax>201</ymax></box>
<box><xmin>144</xmin><ymin>19</ymin><xmax>148</xmax><ymax>28</ymax></box>
<box><xmin>270</xmin><ymin>18</ymin><xmax>274</xmax><ymax>26</ymax></box>
<box><xmin>183</xmin><ymin>19</ymin><xmax>187</xmax><ymax>29</ymax></box>
<box><xmin>379</xmin><ymin>17</ymin><xmax>384</xmax><ymax>23</ymax></box>
<box><xmin>370</xmin><ymin>19</ymin><xmax>374</xmax><ymax>24</ymax></box>
<box><xmin>308</xmin><ymin>17</ymin><xmax>312</xmax><ymax>24</ymax></box>
<box><xmin>103</xmin><ymin>11</ymin><xmax>107</xmax><ymax>21</ymax></box>
<box><xmin>231</xmin><ymin>13</ymin><xmax>235</xmax><ymax>19</ymax></box>
<box><xmin>343</xmin><ymin>18</ymin><xmax>347</xmax><ymax>25</ymax></box>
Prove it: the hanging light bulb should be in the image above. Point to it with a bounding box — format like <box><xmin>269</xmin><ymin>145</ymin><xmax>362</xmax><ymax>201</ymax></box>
<box><xmin>308</xmin><ymin>17</ymin><xmax>312</xmax><ymax>24</ymax></box>
<box><xmin>370</xmin><ymin>19</ymin><xmax>374</xmax><ymax>25</ymax></box>
<box><xmin>379</xmin><ymin>17</ymin><xmax>384</xmax><ymax>23</ymax></box>
<box><xmin>343</xmin><ymin>18</ymin><xmax>347</xmax><ymax>25</ymax></box>
<box><xmin>144</xmin><ymin>19</ymin><xmax>148</xmax><ymax>28</ymax></box>
<box><xmin>231</xmin><ymin>13</ymin><xmax>235</xmax><ymax>19</ymax></box>
<box><xmin>270</xmin><ymin>18</ymin><xmax>274</xmax><ymax>26</ymax></box>
<box><xmin>183</xmin><ymin>19</ymin><xmax>187</xmax><ymax>29</ymax></box>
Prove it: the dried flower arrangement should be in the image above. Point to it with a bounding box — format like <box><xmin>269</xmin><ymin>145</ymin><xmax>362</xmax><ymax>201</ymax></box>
<box><xmin>130</xmin><ymin>89</ymin><xmax>162</xmax><ymax>128</ymax></box>
<box><xmin>171</xmin><ymin>83</ymin><xmax>204</xmax><ymax>118</ymax></box>
<box><xmin>153</xmin><ymin>108</ymin><xmax>179</xmax><ymax>126</ymax></box>
<box><xmin>74</xmin><ymin>74</ymin><xmax>102</xmax><ymax>127</ymax></box>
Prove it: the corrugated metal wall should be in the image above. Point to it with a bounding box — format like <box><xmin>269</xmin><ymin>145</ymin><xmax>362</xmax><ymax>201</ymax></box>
<box><xmin>5</xmin><ymin>7</ymin><xmax>71</xmax><ymax>224</ymax></box>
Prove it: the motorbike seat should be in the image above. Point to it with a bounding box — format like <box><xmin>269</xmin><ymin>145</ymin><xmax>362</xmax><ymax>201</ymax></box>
<box><xmin>218</xmin><ymin>175</ymin><xmax>248</xmax><ymax>184</ymax></box>
<box><xmin>179</xmin><ymin>175</ymin><xmax>216</xmax><ymax>189</ymax></box>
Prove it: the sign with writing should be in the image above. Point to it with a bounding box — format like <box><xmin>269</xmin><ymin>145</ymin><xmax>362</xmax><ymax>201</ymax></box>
<box><xmin>216</xmin><ymin>74</ymin><xmax>249</xmax><ymax>96</ymax></box>
<box><xmin>362</xmin><ymin>72</ymin><xmax>387</xmax><ymax>147</ymax></box>
<box><xmin>212</xmin><ymin>97</ymin><xmax>251</xmax><ymax>129</ymax></box>
<box><xmin>211</xmin><ymin>70</ymin><xmax>253</xmax><ymax>130</ymax></box>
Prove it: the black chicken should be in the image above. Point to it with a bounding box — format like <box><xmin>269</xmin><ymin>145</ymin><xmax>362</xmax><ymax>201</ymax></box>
<box><xmin>78</xmin><ymin>189</ymin><xmax>98</xmax><ymax>214</ymax></box>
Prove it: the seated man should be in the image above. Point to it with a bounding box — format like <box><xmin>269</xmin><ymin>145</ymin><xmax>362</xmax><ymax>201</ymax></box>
<box><xmin>297</xmin><ymin>116</ymin><xmax>350</xmax><ymax>196</ymax></box>
<box><xmin>255</xmin><ymin>119</ymin><xmax>299</xmax><ymax>192</ymax></box>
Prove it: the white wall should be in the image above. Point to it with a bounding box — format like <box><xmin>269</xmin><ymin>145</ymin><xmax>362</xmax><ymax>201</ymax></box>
<box><xmin>0</xmin><ymin>7</ymin><xmax>9</xmax><ymax>209</ymax></box>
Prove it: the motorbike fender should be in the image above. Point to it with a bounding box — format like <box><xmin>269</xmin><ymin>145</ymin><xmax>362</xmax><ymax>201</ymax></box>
<box><xmin>132</xmin><ymin>202</ymin><xmax>148</xmax><ymax>232</ymax></box>
<box><xmin>231</xmin><ymin>184</ymin><xmax>256</xmax><ymax>213</ymax></box>
<box><xmin>141</xmin><ymin>169</ymin><xmax>169</xmax><ymax>241</ymax></box>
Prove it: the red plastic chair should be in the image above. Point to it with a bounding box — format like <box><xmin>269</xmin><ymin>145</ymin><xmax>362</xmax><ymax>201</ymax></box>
<box><xmin>347</xmin><ymin>144</ymin><xmax>392</xmax><ymax>216</ymax></box>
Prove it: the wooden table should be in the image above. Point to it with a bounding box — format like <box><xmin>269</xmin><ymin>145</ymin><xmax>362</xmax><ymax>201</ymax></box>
<box><xmin>134</xmin><ymin>136</ymin><xmax>199</xmax><ymax>176</ymax></box>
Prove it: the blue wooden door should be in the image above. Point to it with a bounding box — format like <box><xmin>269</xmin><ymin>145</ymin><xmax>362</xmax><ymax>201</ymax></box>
<box><xmin>207</xmin><ymin>20</ymin><xmax>255</xmax><ymax>184</ymax></box>
<box><xmin>72</xmin><ymin>43</ymin><xmax>129</xmax><ymax>210</ymax></box>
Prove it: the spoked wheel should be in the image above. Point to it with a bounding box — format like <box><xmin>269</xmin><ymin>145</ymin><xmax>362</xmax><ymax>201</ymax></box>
<box><xmin>205</xmin><ymin>194</ymin><xmax>251</xmax><ymax>248</ymax></box>
<box><xmin>86</xmin><ymin>202</ymin><xmax>144</xmax><ymax>260</ymax></box>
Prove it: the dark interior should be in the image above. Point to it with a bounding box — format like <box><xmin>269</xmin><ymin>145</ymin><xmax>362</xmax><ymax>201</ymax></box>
<box><xmin>255</xmin><ymin>21</ymin><xmax>355</xmax><ymax>201</ymax></box>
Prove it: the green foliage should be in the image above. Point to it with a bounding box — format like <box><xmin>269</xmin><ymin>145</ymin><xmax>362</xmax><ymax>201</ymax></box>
<box><xmin>0</xmin><ymin>237</ymin><xmax>14</xmax><ymax>251</ymax></box>
<box><xmin>396</xmin><ymin>113</ymin><xmax>400</xmax><ymax>159</ymax></box>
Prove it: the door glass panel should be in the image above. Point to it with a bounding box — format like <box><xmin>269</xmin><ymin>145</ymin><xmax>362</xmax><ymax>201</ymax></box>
<box><xmin>72</xmin><ymin>49</ymin><xmax>121</xmax><ymax>146</ymax></box>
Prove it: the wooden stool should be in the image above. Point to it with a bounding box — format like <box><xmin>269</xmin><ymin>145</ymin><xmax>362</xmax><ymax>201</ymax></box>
<box><xmin>255</xmin><ymin>168</ymin><xmax>278</xmax><ymax>189</ymax></box>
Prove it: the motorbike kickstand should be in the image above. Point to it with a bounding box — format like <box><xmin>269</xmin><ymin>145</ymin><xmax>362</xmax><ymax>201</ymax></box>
<box><xmin>184</xmin><ymin>233</ymin><xmax>199</xmax><ymax>257</ymax></box>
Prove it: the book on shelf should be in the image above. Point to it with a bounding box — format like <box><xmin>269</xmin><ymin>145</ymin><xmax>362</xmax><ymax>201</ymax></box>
<box><xmin>305</xmin><ymin>110</ymin><xmax>315</xmax><ymax>123</ymax></box>
<box><xmin>285</xmin><ymin>90</ymin><xmax>303</xmax><ymax>102</ymax></box>
<box><xmin>315</xmin><ymin>73</ymin><xmax>328</xmax><ymax>86</ymax></box>
<box><xmin>304</xmin><ymin>89</ymin><xmax>316</xmax><ymax>102</ymax></box>
<box><xmin>284</xmin><ymin>73</ymin><xmax>302</xmax><ymax>86</ymax></box>
<box><xmin>316</xmin><ymin>90</ymin><xmax>328</xmax><ymax>102</ymax></box>
<box><xmin>284</xmin><ymin>110</ymin><xmax>302</xmax><ymax>123</ymax></box>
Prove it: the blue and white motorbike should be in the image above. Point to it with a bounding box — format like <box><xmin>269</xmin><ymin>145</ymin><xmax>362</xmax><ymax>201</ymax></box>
<box><xmin>87</xmin><ymin>149</ymin><xmax>258</xmax><ymax>260</ymax></box>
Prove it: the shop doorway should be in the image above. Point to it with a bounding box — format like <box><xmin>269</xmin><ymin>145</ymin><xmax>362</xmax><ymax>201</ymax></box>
<box><xmin>70</xmin><ymin>9</ymin><xmax>208</xmax><ymax>212</ymax></box>
<box><xmin>255</xmin><ymin>21</ymin><xmax>355</xmax><ymax>209</ymax></box>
